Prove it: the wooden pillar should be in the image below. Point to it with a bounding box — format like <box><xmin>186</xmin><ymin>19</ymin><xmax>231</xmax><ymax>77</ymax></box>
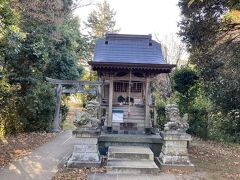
<box><xmin>107</xmin><ymin>75</ymin><xmax>113</xmax><ymax>129</ymax></box>
<box><xmin>153</xmin><ymin>103</ymin><xmax>157</xmax><ymax>127</ymax></box>
<box><xmin>98</xmin><ymin>85</ymin><xmax>102</xmax><ymax>120</ymax></box>
<box><xmin>128</xmin><ymin>70</ymin><xmax>132</xmax><ymax>115</ymax></box>
<box><xmin>53</xmin><ymin>84</ymin><xmax>62</xmax><ymax>132</ymax></box>
<box><xmin>145</xmin><ymin>78</ymin><xmax>150</xmax><ymax>129</ymax></box>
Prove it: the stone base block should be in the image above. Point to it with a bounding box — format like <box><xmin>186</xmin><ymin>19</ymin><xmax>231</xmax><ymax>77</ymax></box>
<box><xmin>67</xmin><ymin>137</ymin><xmax>102</xmax><ymax>168</ymax></box>
<box><xmin>161</xmin><ymin>131</ymin><xmax>191</xmax><ymax>141</ymax></box>
<box><xmin>73</xmin><ymin>128</ymin><xmax>100</xmax><ymax>138</ymax></box>
<box><xmin>164</xmin><ymin>140</ymin><xmax>188</xmax><ymax>147</ymax></box>
<box><xmin>73</xmin><ymin>144</ymin><xmax>98</xmax><ymax>153</ymax></box>
<box><xmin>67</xmin><ymin>156</ymin><xmax>102</xmax><ymax>168</ymax></box>
<box><xmin>70</xmin><ymin>152</ymin><xmax>100</xmax><ymax>162</ymax></box>
<box><xmin>161</xmin><ymin>145</ymin><xmax>188</xmax><ymax>156</ymax></box>
<box><xmin>155</xmin><ymin>157</ymin><xmax>195</xmax><ymax>172</ymax></box>
<box><xmin>160</xmin><ymin>153</ymin><xmax>191</xmax><ymax>165</ymax></box>
<box><xmin>75</xmin><ymin>138</ymin><xmax>98</xmax><ymax>145</ymax></box>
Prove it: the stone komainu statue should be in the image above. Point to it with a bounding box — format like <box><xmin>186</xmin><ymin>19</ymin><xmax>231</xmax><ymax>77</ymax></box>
<box><xmin>74</xmin><ymin>100</ymin><xmax>100</xmax><ymax>128</ymax></box>
<box><xmin>164</xmin><ymin>104</ymin><xmax>189</xmax><ymax>132</ymax></box>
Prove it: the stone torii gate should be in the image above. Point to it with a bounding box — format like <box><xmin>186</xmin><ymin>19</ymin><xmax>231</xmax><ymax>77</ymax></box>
<box><xmin>46</xmin><ymin>77</ymin><xmax>107</xmax><ymax>132</ymax></box>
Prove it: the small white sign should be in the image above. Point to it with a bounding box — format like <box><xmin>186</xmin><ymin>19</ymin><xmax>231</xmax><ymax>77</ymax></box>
<box><xmin>112</xmin><ymin>113</ymin><xmax>124</xmax><ymax>122</ymax></box>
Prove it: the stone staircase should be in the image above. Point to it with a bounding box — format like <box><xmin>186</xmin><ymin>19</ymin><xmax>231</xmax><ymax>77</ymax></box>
<box><xmin>112</xmin><ymin>105</ymin><xmax>145</xmax><ymax>131</ymax></box>
<box><xmin>106</xmin><ymin>146</ymin><xmax>159</xmax><ymax>175</ymax></box>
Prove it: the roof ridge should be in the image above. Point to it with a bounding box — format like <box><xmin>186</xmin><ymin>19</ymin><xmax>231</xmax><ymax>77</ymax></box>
<box><xmin>105</xmin><ymin>33</ymin><xmax>152</xmax><ymax>40</ymax></box>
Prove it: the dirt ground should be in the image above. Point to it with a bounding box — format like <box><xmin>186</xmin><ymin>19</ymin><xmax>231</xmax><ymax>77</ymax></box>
<box><xmin>61</xmin><ymin>104</ymin><xmax>82</xmax><ymax>131</ymax></box>
<box><xmin>0</xmin><ymin>132</ymin><xmax>56</xmax><ymax>168</ymax></box>
<box><xmin>189</xmin><ymin>138</ymin><xmax>240</xmax><ymax>180</ymax></box>
<box><xmin>52</xmin><ymin>167</ymin><xmax>106</xmax><ymax>180</ymax></box>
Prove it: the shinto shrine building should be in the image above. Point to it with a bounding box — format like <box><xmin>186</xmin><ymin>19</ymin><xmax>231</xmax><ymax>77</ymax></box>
<box><xmin>89</xmin><ymin>33</ymin><xmax>175</xmax><ymax>134</ymax></box>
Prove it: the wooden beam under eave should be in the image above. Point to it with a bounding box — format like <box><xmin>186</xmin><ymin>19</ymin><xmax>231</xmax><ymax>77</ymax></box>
<box><xmin>91</xmin><ymin>66</ymin><xmax>174</xmax><ymax>74</ymax></box>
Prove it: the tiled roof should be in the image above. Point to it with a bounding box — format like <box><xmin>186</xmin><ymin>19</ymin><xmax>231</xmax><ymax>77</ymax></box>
<box><xmin>93</xmin><ymin>33</ymin><xmax>165</xmax><ymax>65</ymax></box>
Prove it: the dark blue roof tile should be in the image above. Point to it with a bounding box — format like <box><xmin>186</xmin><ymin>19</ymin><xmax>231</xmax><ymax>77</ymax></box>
<box><xmin>93</xmin><ymin>33</ymin><xmax>165</xmax><ymax>65</ymax></box>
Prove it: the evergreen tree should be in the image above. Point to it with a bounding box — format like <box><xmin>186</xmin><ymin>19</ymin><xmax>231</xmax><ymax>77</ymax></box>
<box><xmin>45</xmin><ymin>15</ymin><xmax>89</xmax><ymax>80</ymax></box>
<box><xmin>0</xmin><ymin>0</ymin><xmax>90</xmax><ymax>134</ymax></box>
<box><xmin>178</xmin><ymin>0</ymin><xmax>240</xmax><ymax>112</ymax></box>
<box><xmin>178</xmin><ymin>0</ymin><xmax>240</xmax><ymax>141</ymax></box>
<box><xmin>85</xmin><ymin>0</ymin><xmax>119</xmax><ymax>40</ymax></box>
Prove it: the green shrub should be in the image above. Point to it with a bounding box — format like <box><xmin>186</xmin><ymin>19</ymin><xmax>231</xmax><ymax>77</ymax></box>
<box><xmin>187</xmin><ymin>106</ymin><xmax>208</xmax><ymax>139</ymax></box>
<box><xmin>17</xmin><ymin>82</ymin><xmax>55</xmax><ymax>132</ymax></box>
<box><xmin>186</xmin><ymin>95</ymin><xmax>210</xmax><ymax>139</ymax></box>
<box><xmin>172</xmin><ymin>67</ymin><xmax>212</xmax><ymax>139</ymax></box>
<box><xmin>61</xmin><ymin>104</ymin><xmax>69</xmax><ymax>123</ymax></box>
<box><xmin>155</xmin><ymin>99</ymin><xmax>167</xmax><ymax>130</ymax></box>
<box><xmin>0</xmin><ymin>78</ymin><xmax>23</xmax><ymax>135</ymax></box>
<box><xmin>225</xmin><ymin>110</ymin><xmax>240</xmax><ymax>141</ymax></box>
<box><xmin>169</xmin><ymin>66</ymin><xmax>240</xmax><ymax>143</ymax></box>
<box><xmin>173</xmin><ymin>67</ymin><xmax>199</xmax><ymax>96</ymax></box>
<box><xmin>208</xmin><ymin>110</ymin><xmax>240</xmax><ymax>143</ymax></box>
<box><xmin>173</xmin><ymin>67</ymin><xmax>199</xmax><ymax>114</ymax></box>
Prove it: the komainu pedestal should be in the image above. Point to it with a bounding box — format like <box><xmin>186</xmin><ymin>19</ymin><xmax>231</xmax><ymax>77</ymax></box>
<box><xmin>156</xmin><ymin>104</ymin><xmax>195</xmax><ymax>171</ymax></box>
<box><xmin>67</xmin><ymin>100</ymin><xmax>102</xmax><ymax>168</ymax></box>
<box><xmin>156</xmin><ymin>131</ymin><xmax>195</xmax><ymax>171</ymax></box>
<box><xmin>67</xmin><ymin>128</ymin><xmax>102</xmax><ymax>168</ymax></box>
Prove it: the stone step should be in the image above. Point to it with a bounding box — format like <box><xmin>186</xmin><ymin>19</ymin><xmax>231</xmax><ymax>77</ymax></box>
<box><xmin>113</xmin><ymin>107</ymin><xmax>145</xmax><ymax>112</ymax></box>
<box><xmin>124</xmin><ymin>116</ymin><xmax>145</xmax><ymax>119</ymax></box>
<box><xmin>112</xmin><ymin>121</ymin><xmax>145</xmax><ymax>124</ymax></box>
<box><xmin>111</xmin><ymin>126</ymin><xmax>145</xmax><ymax>132</ymax></box>
<box><xmin>106</xmin><ymin>160</ymin><xmax>159</xmax><ymax>174</ymax></box>
<box><xmin>118</xmin><ymin>107</ymin><xmax>145</xmax><ymax>110</ymax></box>
<box><xmin>123</xmin><ymin>114</ymin><xmax>145</xmax><ymax>119</ymax></box>
<box><xmin>107</xmin><ymin>110</ymin><xmax>145</xmax><ymax>116</ymax></box>
<box><xmin>106</xmin><ymin>111</ymin><xmax>145</xmax><ymax>116</ymax></box>
<box><xmin>122</xmin><ymin>110</ymin><xmax>145</xmax><ymax>114</ymax></box>
<box><xmin>121</xmin><ymin>120</ymin><xmax>145</xmax><ymax>124</ymax></box>
<box><xmin>123</xmin><ymin>117</ymin><xmax>145</xmax><ymax>121</ymax></box>
<box><xmin>112</xmin><ymin>123</ymin><xmax>145</xmax><ymax>129</ymax></box>
<box><xmin>113</xmin><ymin>105</ymin><xmax>144</xmax><ymax>108</ymax></box>
<box><xmin>112</xmin><ymin>119</ymin><xmax>145</xmax><ymax>123</ymax></box>
<box><xmin>123</xmin><ymin>116</ymin><xmax>145</xmax><ymax>121</ymax></box>
<box><xmin>123</xmin><ymin>112</ymin><xmax>145</xmax><ymax>116</ymax></box>
<box><xmin>108</xmin><ymin>146</ymin><xmax>154</xmax><ymax>160</ymax></box>
<box><xmin>112</xmin><ymin>110</ymin><xmax>145</xmax><ymax>114</ymax></box>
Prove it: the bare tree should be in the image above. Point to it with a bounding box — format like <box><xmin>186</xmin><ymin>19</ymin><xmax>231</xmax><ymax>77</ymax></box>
<box><xmin>153</xmin><ymin>33</ymin><xmax>188</xmax><ymax>100</ymax></box>
<box><xmin>71</xmin><ymin>0</ymin><xmax>93</xmax><ymax>11</ymax></box>
<box><xmin>155</xmin><ymin>33</ymin><xmax>188</xmax><ymax>67</ymax></box>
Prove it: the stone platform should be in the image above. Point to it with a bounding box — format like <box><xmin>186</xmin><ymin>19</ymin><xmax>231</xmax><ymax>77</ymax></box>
<box><xmin>98</xmin><ymin>133</ymin><xmax>163</xmax><ymax>156</ymax></box>
<box><xmin>72</xmin><ymin>128</ymin><xmax>100</xmax><ymax>138</ymax></box>
<box><xmin>99</xmin><ymin>133</ymin><xmax>163</xmax><ymax>144</ymax></box>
